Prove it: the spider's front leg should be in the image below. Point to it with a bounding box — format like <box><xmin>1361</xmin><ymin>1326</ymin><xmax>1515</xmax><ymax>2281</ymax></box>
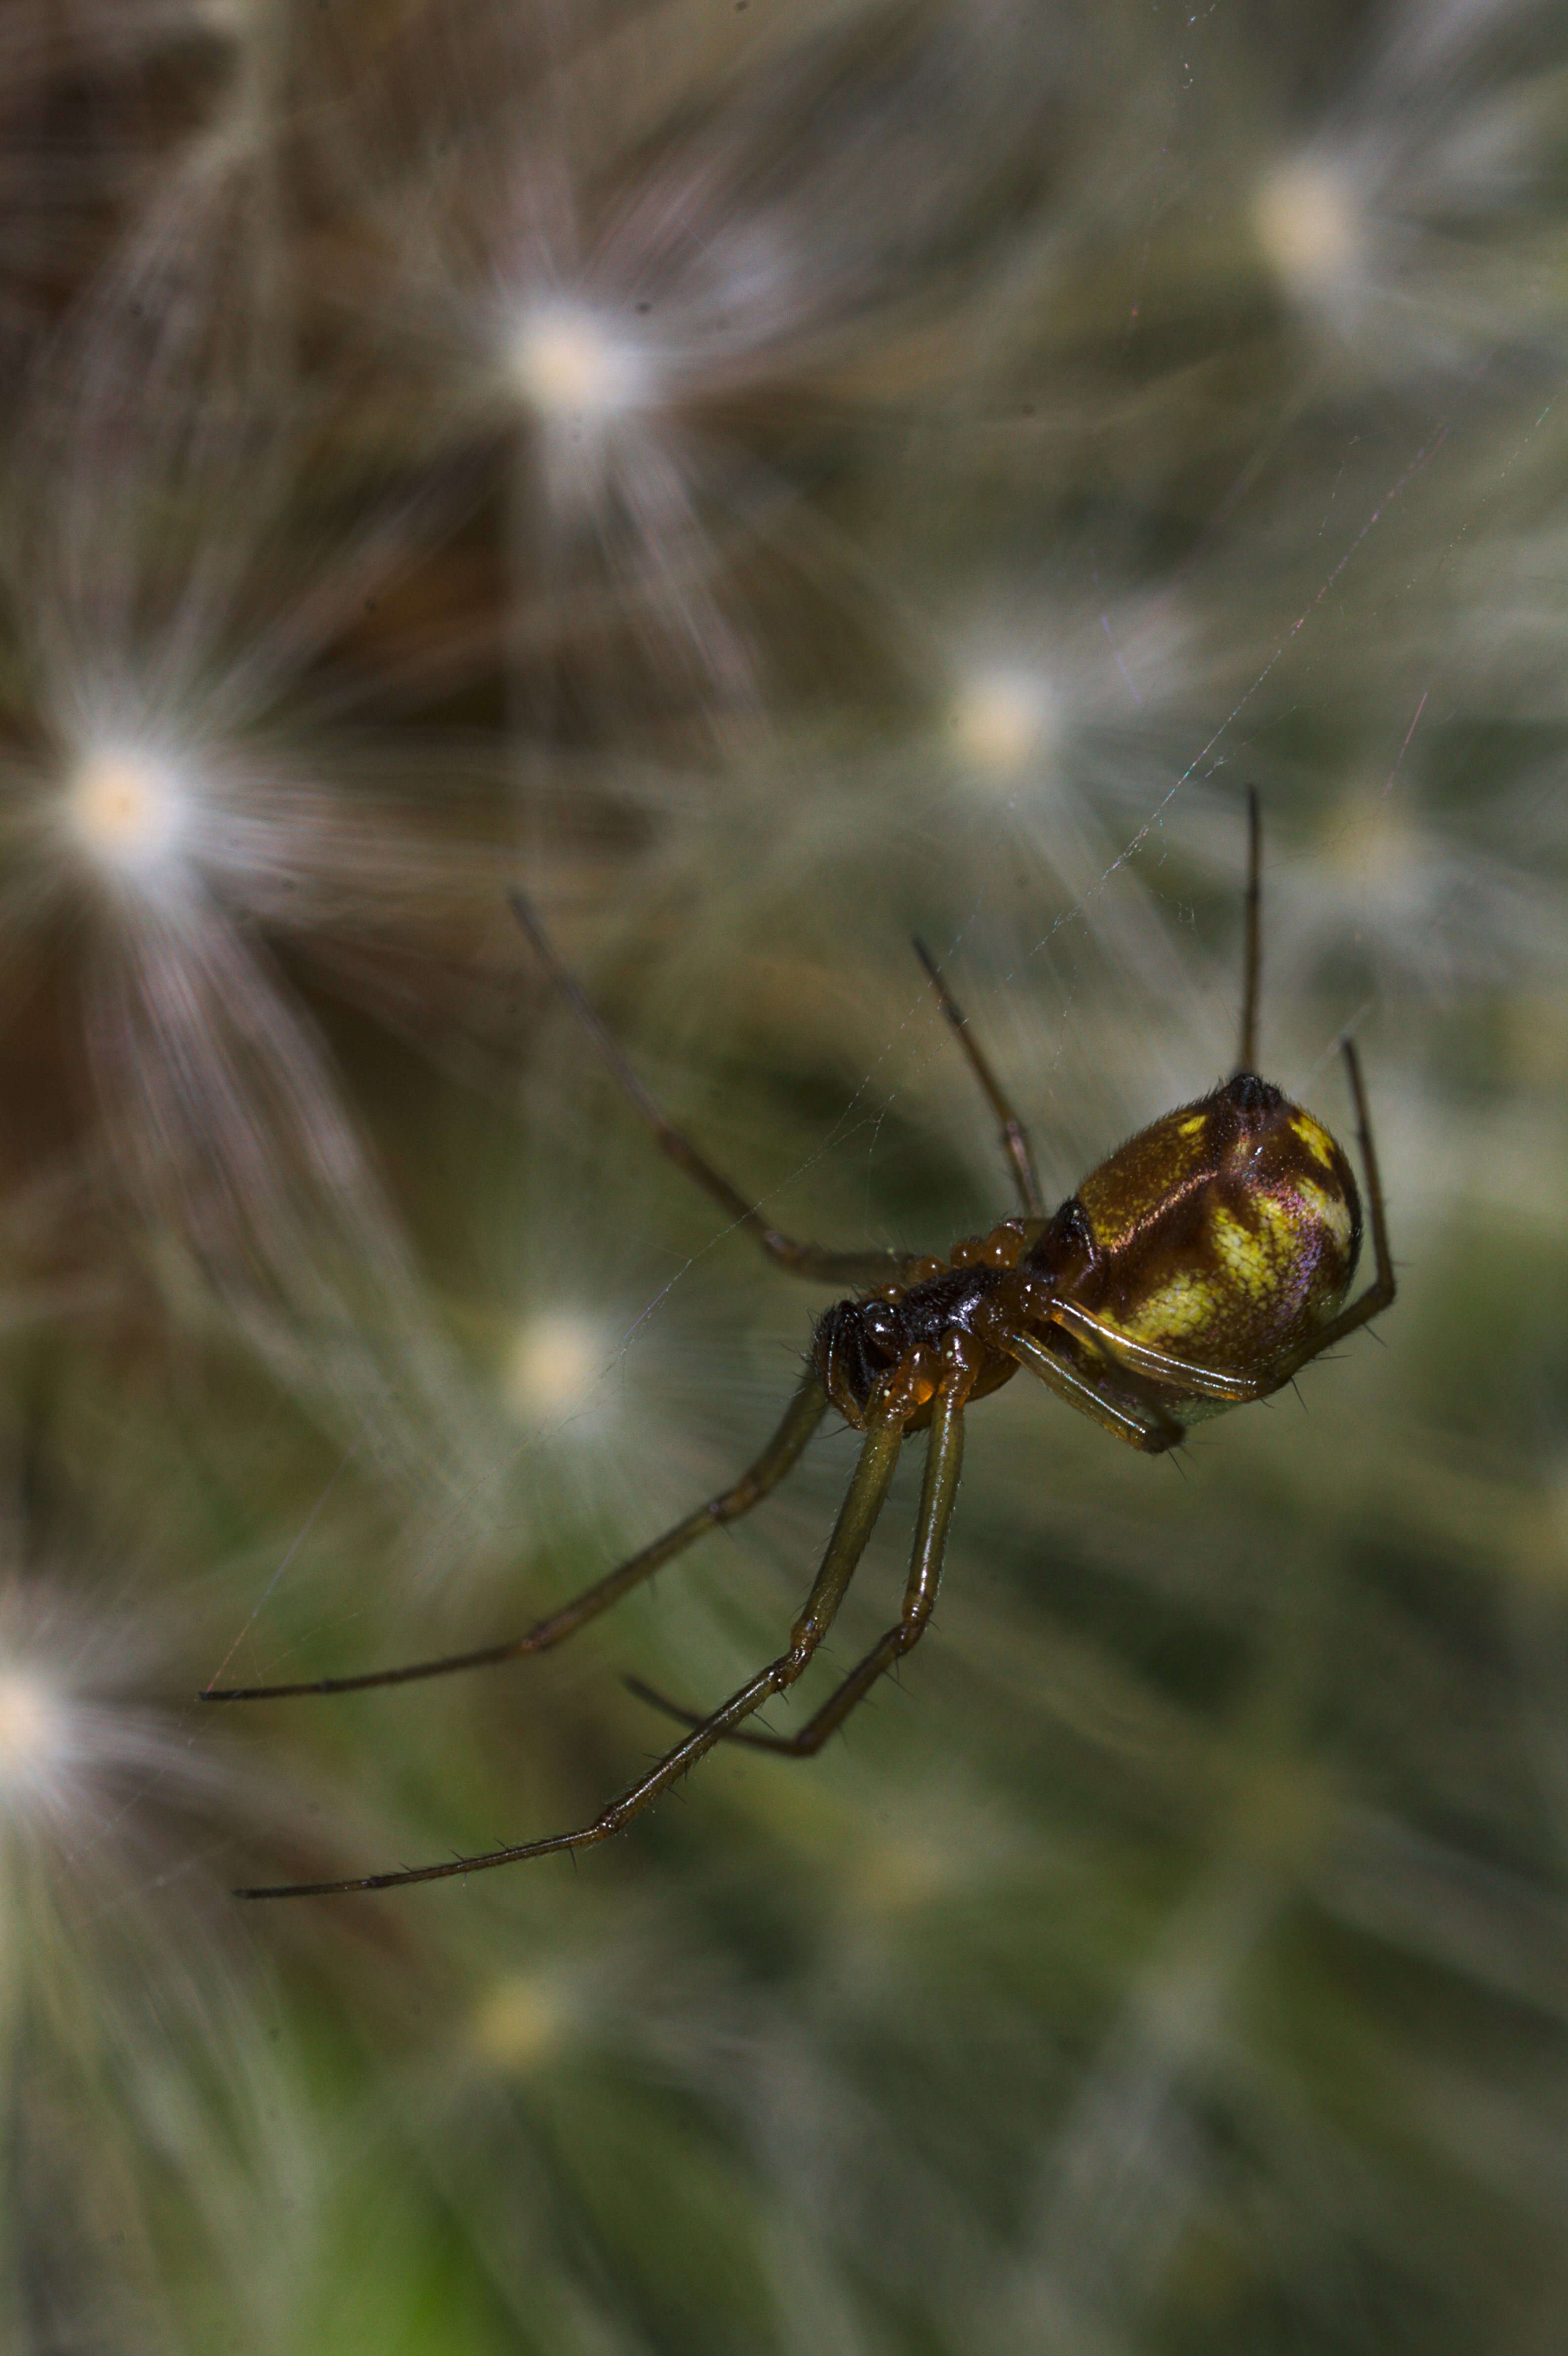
<box><xmin>509</xmin><ymin>891</ymin><xmax>913</xmax><ymax>1288</ymax></box>
<box><xmin>234</xmin><ymin>1360</ymin><xmax>942</xmax><ymax>1899</ymax></box>
<box><xmin>204</xmin><ymin>1366</ymin><xmax>830</xmax><ymax>1702</ymax></box>
<box><xmin>629</xmin><ymin>1331</ymin><xmax>982</xmax><ymax>1757</ymax></box>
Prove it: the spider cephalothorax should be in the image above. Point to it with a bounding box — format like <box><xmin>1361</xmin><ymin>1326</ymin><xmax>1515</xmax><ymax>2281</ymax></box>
<box><xmin>209</xmin><ymin>798</ymin><xmax>1394</xmax><ymax>1900</ymax></box>
<box><xmin>812</xmin><ymin>1243</ymin><xmax>1031</xmax><ymax>1430</ymax></box>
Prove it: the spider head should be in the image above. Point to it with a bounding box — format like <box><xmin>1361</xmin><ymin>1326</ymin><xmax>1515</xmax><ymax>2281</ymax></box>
<box><xmin>811</xmin><ymin>1294</ymin><xmax>908</xmax><ymax>1429</ymax></box>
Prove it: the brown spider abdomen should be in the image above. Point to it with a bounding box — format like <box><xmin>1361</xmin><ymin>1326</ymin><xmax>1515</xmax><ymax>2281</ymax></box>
<box><xmin>1043</xmin><ymin>1071</ymin><xmax>1362</xmax><ymax>1402</ymax></box>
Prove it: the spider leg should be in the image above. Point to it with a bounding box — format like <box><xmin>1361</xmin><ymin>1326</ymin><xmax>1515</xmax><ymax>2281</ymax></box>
<box><xmin>912</xmin><ymin>940</ymin><xmax>1044</xmax><ymax>1220</ymax></box>
<box><xmin>1046</xmin><ymin>1301</ymin><xmax>1261</xmax><ymax>1404</ymax></box>
<box><xmin>202</xmin><ymin>1368</ymin><xmax>829</xmax><ymax>1702</ymax></box>
<box><xmin>1235</xmin><ymin>785</ymin><xmax>1262</xmax><ymax>1075</ymax></box>
<box><xmin>1003</xmin><ymin>1327</ymin><xmax>1183</xmax><ymax>1453</ymax></box>
<box><xmin>235</xmin><ymin>1404</ymin><xmax>911</xmax><ymax>1898</ymax></box>
<box><xmin>628</xmin><ymin>1334</ymin><xmax>978</xmax><ymax>1755</ymax></box>
<box><xmin>509</xmin><ymin>891</ymin><xmax>911</xmax><ymax>1287</ymax></box>
<box><xmin>1272</xmin><ymin>1036</ymin><xmax>1396</xmax><ymax>1373</ymax></box>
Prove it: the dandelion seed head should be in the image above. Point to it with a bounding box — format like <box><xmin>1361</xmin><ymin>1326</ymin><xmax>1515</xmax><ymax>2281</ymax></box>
<box><xmin>950</xmin><ymin>666</ymin><xmax>1061</xmax><ymax>782</ymax></box>
<box><xmin>1325</xmin><ymin>788</ymin><xmax>1422</xmax><ymax>912</ymax></box>
<box><xmin>190</xmin><ymin>0</ymin><xmax>261</xmax><ymax>34</ymax></box>
<box><xmin>470</xmin><ymin>1971</ymin><xmax>577</xmax><ymax>2072</ymax></box>
<box><xmin>0</xmin><ymin>1666</ymin><xmax>71</xmax><ymax>1804</ymax></box>
<box><xmin>505</xmin><ymin>301</ymin><xmax>653</xmax><ymax>423</ymax></box>
<box><xmin>1229</xmin><ymin>1754</ymin><xmax>1336</xmax><ymax>1874</ymax></box>
<box><xmin>0</xmin><ymin>1599</ymin><xmax>184</xmax><ymax>1826</ymax></box>
<box><xmin>855</xmin><ymin>1828</ymin><xmax>957</xmax><ymax>1916</ymax></box>
<box><xmin>61</xmin><ymin>743</ymin><xmax>192</xmax><ymax>890</ymax></box>
<box><xmin>501</xmin><ymin>1309</ymin><xmax>611</xmax><ymax>1430</ymax></box>
<box><xmin>1254</xmin><ymin>156</ymin><xmax>1368</xmax><ymax>304</ymax></box>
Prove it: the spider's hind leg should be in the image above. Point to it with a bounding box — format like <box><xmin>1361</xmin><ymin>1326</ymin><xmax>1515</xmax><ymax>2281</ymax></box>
<box><xmin>1235</xmin><ymin>785</ymin><xmax>1263</xmax><ymax>1076</ymax></box>
<box><xmin>1003</xmin><ymin>1326</ymin><xmax>1185</xmax><ymax>1453</ymax></box>
<box><xmin>1273</xmin><ymin>1035</ymin><xmax>1396</xmax><ymax>1376</ymax></box>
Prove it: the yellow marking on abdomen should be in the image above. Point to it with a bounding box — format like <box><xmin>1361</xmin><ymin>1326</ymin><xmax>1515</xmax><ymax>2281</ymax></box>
<box><xmin>1114</xmin><ymin>1270</ymin><xmax>1226</xmax><ymax>1347</ymax></box>
<box><xmin>1290</xmin><ymin>1113</ymin><xmax>1338</xmax><ymax>1172</ymax></box>
<box><xmin>1293</xmin><ymin>1176</ymin><xmax>1354</xmax><ymax>1252</ymax></box>
<box><xmin>1212</xmin><ymin>1200</ymin><xmax>1296</xmax><ymax>1298</ymax></box>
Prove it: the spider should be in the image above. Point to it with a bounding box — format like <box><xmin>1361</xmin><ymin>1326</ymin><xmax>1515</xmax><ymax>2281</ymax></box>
<box><xmin>208</xmin><ymin>795</ymin><xmax>1394</xmax><ymax>1898</ymax></box>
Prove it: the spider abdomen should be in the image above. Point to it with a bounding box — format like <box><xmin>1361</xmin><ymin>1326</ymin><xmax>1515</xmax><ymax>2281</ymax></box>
<box><xmin>1059</xmin><ymin>1070</ymin><xmax>1363</xmax><ymax>1396</ymax></box>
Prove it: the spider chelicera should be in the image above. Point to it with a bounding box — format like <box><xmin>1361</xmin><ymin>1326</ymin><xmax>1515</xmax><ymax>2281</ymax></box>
<box><xmin>209</xmin><ymin>795</ymin><xmax>1394</xmax><ymax>1898</ymax></box>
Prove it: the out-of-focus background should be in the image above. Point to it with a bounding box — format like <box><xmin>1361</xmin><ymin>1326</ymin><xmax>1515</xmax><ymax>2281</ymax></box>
<box><xmin>1</xmin><ymin>1</ymin><xmax>1567</xmax><ymax>2348</ymax></box>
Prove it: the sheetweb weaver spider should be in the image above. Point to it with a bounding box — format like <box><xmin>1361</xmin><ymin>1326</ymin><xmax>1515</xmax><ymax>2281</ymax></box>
<box><xmin>207</xmin><ymin>794</ymin><xmax>1394</xmax><ymax>1898</ymax></box>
